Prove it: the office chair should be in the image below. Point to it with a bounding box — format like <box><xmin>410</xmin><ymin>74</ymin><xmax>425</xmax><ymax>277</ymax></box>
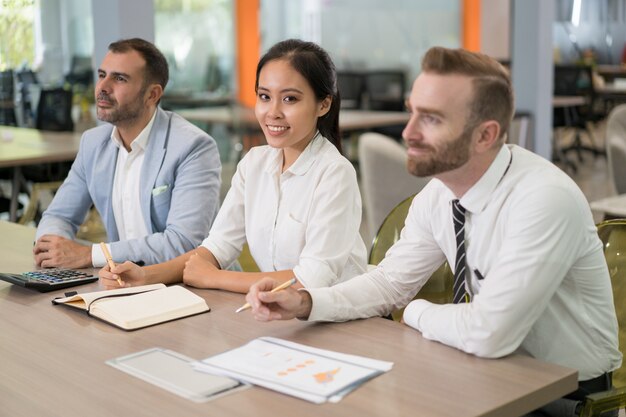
<box><xmin>578</xmin><ymin>220</ymin><xmax>626</xmax><ymax>417</ymax></box>
<box><xmin>337</xmin><ymin>71</ymin><xmax>365</xmax><ymax>109</ymax></box>
<box><xmin>35</xmin><ymin>87</ymin><xmax>74</xmax><ymax>131</ymax></box>
<box><xmin>509</xmin><ymin>112</ymin><xmax>532</xmax><ymax>150</ymax></box>
<box><xmin>605</xmin><ymin>105</ymin><xmax>626</xmax><ymax>195</ymax></box>
<box><xmin>368</xmin><ymin>194</ymin><xmax>453</xmax><ymax>321</ymax></box>
<box><xmin>65</xmin><ymin>55</ymin><xmax>93</xmax><ymax>91</ymax></box>
<box><xmin>238</xmin><ymin>243</ymin><xmax>259</xmax><ymax>272</ymax></box>
<box><xmin>0</xmin><ymin>70</ymin><xmax>17</xmax><ymax>126</ymax></box>
<box><xmin>358</xmin><ymin>132</ymin><xmax>429</xmax><ymax>244</ymax></box>
<box><xmin>553</xmin><ymin>64</ymin><xmax>604</xmax><ymax>164</ymax></box>
<box><xmin>363</xmin><ymin>70</ymin><xmax>406</xmax><ymax>111</ymax></box>
<box><xmin>16</xmin><ymin>69</ymin><xmax>39</xmax><ymax>127</ymax></box>
<box><xmin>17</xmin><ymin>87</ymin><xmax>75</xmax><ymax>224</ymax></box>
<box><xmin>362</xmin><ymin>70</ymin><xmax>407</xmax><ymax>139</ymax></box>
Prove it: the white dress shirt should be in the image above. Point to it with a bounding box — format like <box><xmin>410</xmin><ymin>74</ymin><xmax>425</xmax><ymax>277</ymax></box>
<box><xmin>201</xmin><ymin>133</ymin><xmax>367</xmax><ymax>287</ymax></box>
<box><xmin>91</xmin><ymin>109</ymin><xmax>157</xmax><ymax>266</ymax></box>
<box><xmin>307</xmin><ymin>144</ymin><xmax>621</xmax><ymax>380</ymax></box>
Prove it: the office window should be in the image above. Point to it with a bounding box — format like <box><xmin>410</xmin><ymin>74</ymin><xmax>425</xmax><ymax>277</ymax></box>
<box><xmin>261</xmin><ymin>0</ymin><xmax>460</xmax><ymax>92</ymax></box>
<box><xmin>0</xmin><ymin>0</ymin><xmax>35</xmax><ymax>70</ymax></box>
<box><xmin>154</xmin><ymin>0</ymin><xmax>235</xmax><ymax>95</ymax></box>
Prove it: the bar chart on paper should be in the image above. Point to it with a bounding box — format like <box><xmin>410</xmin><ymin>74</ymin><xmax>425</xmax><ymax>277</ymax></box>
<box><xmin>193</xmin><ymin>337</ymin><xmax>393</xmax><ymax>403</ymax></box>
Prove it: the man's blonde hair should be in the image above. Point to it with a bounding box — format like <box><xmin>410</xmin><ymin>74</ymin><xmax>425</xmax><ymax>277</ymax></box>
<box><xmin>421</xmin><ymin>47</ymin><xmax>514</xmax><ymax>141</ymax></box>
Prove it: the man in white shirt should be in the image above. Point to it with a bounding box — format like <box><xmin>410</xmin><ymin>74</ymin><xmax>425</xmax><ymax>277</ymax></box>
<box><xmin>33</xmin><ymin>38</ymin><xmax>221</xmax><ymax>268</ymax></box>
<box><xmin>245</xmin><ymin>47</ymin><xmax>621</xmax><ymax>416</ymax></box>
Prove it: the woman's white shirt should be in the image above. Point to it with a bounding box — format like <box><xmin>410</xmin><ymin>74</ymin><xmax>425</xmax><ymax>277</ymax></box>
<box><xmin>201</xmin><ymin>134</ymin><xmax>367</xmax><ymax>287</ymax></box>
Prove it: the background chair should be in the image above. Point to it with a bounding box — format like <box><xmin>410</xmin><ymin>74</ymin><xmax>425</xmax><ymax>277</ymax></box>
<box><xmin>64</xmin><ymin>55</ymin><xmax>93</xmax><ymax>92</ymax></box>
<box><xmin>16</xmin><ymin>87</ymin><xmax>75</xmax><ymax>224</ymax></box>
<box><xmin>358</xmin><ymin>132</ymin><xmax>429</xmax><ymax>245</ymax></box>
<box><xmin>606</xmin><ymin>104</ymin><xmax>626</xmax><ymax>195</ymax></box>
<box><xmin>509</xmin><ymin>111</ymin><xmax>532</xmax><ymax>150</ymax></box>
<box><xmin>579</xmin><ymin>220</ymin><xmax>626</xmax><ymax>417</ymax></box>
<box><xmin>368</xmin><ymin>194</ymin><xmax>453</xmax><ymax>321</ymax></box>
<box><xmin>0</xmin><ymin>69</ymin><xmax>17</xmax><ymax>126</ymax></box>
<box><xmin>238</xmin><ymin>243</ymin><xmax>259</xmax><ymax>272</ymax></box>
<box><xmin>363</xmin><ymin>70</ymin><xmax>407</xmax><ymax>139</ymax></box>
<box><xmin>553</xmin><ymin>64</ymin><xmax>605</xmax><ymax>164</ymax></box>
<box><xmin>35</xmin><ymin>87</ymin><xmax>74</xmax><ymax>131</ymax></box>
<box><xmin>337</xmin><ymin>71</ymin><xmax>365</xmax><ymax>109</ymax></box>
<box><xmin>589</xmin><ymin>105</ymin><xmax>626</xmax><ymax>220</ymax></box>
<box><xmin>15</xmin><ymin>68</ymin><xmax>39</xmax><ymax>127</ymax></box>
<box><xmin>363</xmin><ymin>70</ymin><xmax>406</xmax><ymax>111</ymax></box>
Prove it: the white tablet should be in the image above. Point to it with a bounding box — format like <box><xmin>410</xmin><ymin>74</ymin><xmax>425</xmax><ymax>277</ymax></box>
<box><xmin>107</xmin><ymin>348</ymin><xmax>247</xmax><ymax>402</ymax></box>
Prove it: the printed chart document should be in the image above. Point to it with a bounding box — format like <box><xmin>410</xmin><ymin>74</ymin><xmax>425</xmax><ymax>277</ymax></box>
<box><xmin>52</xmin><ymin>284</ymin><xmax>210</xmax><ymax>330</ymax></box>
<box><xmin>107</xmin><ymin>348</ymin><xmax>246</xmax><ymax>402</ymax></box>
<box><xmin>193</xmin><ymin>337</ymin><xmax>393</xmax><ymax>404</ymax></box>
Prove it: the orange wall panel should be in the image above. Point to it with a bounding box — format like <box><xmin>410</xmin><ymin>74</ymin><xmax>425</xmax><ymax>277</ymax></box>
<box><xmin>462</xmin><ymin>0</ymin><xmax>481</xmax><ymax>52</ymax></box>
<box><xmin>236</xmin><ymin>0</ymin><xmax>260</xmax><ymax>107</ymax></box>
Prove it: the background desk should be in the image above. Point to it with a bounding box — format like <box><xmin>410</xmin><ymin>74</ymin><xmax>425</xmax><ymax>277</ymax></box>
<box><xmin>176</xmin><ymin>106</ymin><xmax>411</xmax><ymax>132</ymax></box>
<box><xmin>0</xmin><ymin>126</ymin><xmax>83</xmax><ymax>221</ymax></box>
<box><xmin>0</xmin><ymin>221</ymin><xmax>577</xmax><ymax>417</ymax></box>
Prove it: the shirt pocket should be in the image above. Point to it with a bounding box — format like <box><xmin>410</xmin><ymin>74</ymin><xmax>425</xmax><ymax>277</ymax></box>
<box><xmin>274</xmin><ymin>212</ymin><xmax>307</xmax><ymax>267</ymax></box>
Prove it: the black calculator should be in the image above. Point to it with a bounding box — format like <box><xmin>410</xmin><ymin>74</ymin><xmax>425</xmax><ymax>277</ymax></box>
<box><xmin>0</xmin><ymin>269</ymin><xmax>98</xmax><ymax>292</ymax></box>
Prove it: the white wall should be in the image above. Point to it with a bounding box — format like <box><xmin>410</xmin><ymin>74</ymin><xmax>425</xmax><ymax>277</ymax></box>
<box><xmin>481</xmin><ymin>0</ymin><xmax>510</xmax><ymax>60</ymax></box>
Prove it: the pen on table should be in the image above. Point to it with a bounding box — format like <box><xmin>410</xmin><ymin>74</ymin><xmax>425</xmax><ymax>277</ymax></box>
<box><xmin>235</xmin><ymin>277</ymin><xmax>297</xmax><ymax>313</ymax></box>
<box><xmin>99</xmin><ymin>242</ymin><xmax>123</xmax><ymax>286</ymax></box>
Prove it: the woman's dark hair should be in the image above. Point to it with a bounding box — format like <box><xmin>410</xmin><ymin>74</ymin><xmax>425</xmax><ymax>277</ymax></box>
<box><xmin>255</xmin><ymin>39</ymin><xmax>342</xmax><ymax>153</ymax></box>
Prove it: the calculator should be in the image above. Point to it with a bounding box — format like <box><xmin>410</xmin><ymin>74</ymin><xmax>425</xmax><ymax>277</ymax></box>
<box><xmin>0</xmin><ymin>269</ymin><xmax>98</xmax><ymax>292</ymax></box>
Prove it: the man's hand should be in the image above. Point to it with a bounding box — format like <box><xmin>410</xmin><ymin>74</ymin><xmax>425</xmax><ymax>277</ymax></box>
<box><xmin>245</xmin><ymin>277</ymin><xmax>313</xmax><ymax>322</ymax></box>
<box><xmin>33</xmin><ymin>235</ymin><xmax>92</xmax><ymax>268</ymax></box>
<box><xmin>98</xmin><ymin>261</ymin><xmax>146</xmax><ymax>290</ymax></box>
<box><xmin>182</xmin><ymin>252</ymin><xmax>219</xmax><ymax>288</ymax></box>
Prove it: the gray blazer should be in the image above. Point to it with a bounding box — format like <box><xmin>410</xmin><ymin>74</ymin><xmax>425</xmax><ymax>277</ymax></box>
<box><xmin>36</xmin><ymin>107</ymin><xmax>221</xmax><ymax>265</ymax></box>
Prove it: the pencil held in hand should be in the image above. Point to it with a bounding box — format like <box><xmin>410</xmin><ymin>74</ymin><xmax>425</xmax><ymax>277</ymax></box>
<box><xmin>99</xmin><ymin>242</ymin><xmax>123</xmax><ymax>286</ymax></box>
<box><xmin>236</xmin><ymin>277</ymin><xmax>297</xmax><ymax>313</ymax></box>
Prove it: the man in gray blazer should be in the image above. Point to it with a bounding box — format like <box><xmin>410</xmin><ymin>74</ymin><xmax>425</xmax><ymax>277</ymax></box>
<box><xmin>33</xmin><ymin>38</ymin><xmax>221</xmax><ymax>268</ymax></box>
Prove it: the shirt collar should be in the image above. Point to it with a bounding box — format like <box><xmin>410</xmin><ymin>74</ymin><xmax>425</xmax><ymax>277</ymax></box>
<box><xmin>459</xmin><ymin>144</ymin><xmax>512</xmax><ymax>214</ymax></box>
<box><xmin>110</xmin><ymin>108</ymin><xmax>158</xmax><ymax>152</ymax></box>
<box><xmin>263</xmin><ymin>131</ymin><xmax>323</xmax><ymax>176</ymax></box>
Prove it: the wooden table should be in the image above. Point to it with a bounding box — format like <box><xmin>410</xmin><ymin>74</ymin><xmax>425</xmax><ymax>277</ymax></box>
<box><xmin>596</xmin><ymin>65</ymin><xmax>626</xmax><ymax>83</ymax></box>
<box><xmin>0</xmin><ymin>221</ymin><xmax>577</xmax><ymax>417</ymax></box>
<box><xmin>0</xmin><ymin>126</ymin><xmax>83</xmax><ymax>221</ymax></box>
<box><xmin>176</xmin><ymin>106</ymin><xmax>410</xmax><ymax>133</ymax></box>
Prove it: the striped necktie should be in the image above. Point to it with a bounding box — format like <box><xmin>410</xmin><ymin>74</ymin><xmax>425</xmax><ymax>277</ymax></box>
<box><xmin>452</xmin><ymin>199</ymin><xmax>469</xmax><ymax>304</ymax></box>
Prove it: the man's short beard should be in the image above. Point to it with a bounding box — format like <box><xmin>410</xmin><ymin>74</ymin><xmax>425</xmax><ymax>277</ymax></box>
<box><xmin>406</xmin><ymin>124</ymin><xmax>474</xmax><ymax>177</ymax></box>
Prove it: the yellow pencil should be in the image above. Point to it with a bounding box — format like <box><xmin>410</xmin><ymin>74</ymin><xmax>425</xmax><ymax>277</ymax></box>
<box><xmin>235</xmin><ymin>277</ymin><xmax>297</xmax><ymax>313</ymax></box>
<box><xmin>99</xmin><ymin>242</ymin><xmax>123</xmax><ymax>286</ymax></box>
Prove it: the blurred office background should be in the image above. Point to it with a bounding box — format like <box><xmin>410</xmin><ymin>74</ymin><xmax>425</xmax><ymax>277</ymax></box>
<box><xmin>2</xmin><ymin>0</ymin><xmax>626</xmax><ymax>238</ymax></box>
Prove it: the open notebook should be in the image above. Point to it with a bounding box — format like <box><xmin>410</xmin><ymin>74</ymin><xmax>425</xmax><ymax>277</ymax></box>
<box><xmin>52</xmin><ymin>284</ymin><xmax>210</xmax><ymax>330</ymax></box>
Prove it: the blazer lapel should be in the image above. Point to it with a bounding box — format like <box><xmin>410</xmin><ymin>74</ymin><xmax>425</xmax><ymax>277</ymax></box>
<box><xmin>94</xmin><ymin>132</ymin><xmax>120</xmax><ymax>241</ymax></box>
<box><xmin>140</xmin><ymin>108</ymin><xmax>171</xmax><ymax>233</ymax></box>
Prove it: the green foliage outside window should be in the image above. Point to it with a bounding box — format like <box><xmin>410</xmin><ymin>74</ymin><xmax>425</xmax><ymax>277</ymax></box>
<box><xmin>0</xmin><ymin>0</ymin><xmax>35</xmax><ymax>70</ymax></box>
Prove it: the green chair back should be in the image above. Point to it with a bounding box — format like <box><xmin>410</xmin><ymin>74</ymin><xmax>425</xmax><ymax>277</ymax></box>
<box><xmin>579</xmin><ymin>219</ymin><xmax>626</xmax><ymax>416</ymax></box>
<box><xmin>596</xmin><ymin>220</ymin><xmax>626</xmax><ymax>388</ymax></box>
<box><xmin>369</xmin><ymin>194</ymin><xmax>453</xmax><ymax>321</ymax></box>
<box><xmin>238</xmin><ymin>243</ymin><xmax>260</xmax><ymax>272</ymax></box>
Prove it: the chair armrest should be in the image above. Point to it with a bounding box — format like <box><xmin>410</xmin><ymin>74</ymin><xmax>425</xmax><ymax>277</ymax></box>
<box><xmin>579</xmin><ymin>386</ymin><xmax>626</xmax><ymax>417</ymax></box>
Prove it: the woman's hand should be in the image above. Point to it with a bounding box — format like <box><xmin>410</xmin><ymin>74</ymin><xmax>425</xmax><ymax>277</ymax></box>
<box><xmin>182</xmin><ymin>252</ymin><xmax>219</xmax><ymax>288</ymax></box>
<box><xmin>98</xmin><ymin>261</ymin><xmax>146</xmax><ymax>289</ymax></box>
